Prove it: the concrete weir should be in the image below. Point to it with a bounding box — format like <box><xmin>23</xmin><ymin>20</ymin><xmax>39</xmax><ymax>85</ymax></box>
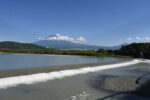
<box><xmin>0</xmin><ymin>59</ymin><xmax>142</xmax><ymax>89</ymax></box>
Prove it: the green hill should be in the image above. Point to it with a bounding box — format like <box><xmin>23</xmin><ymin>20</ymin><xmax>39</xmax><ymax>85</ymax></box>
<box><xmin>0</xmin><ymin>41</ymin><xmax>46</xmax><ymax>50</ymax></box>
<box><xmin>115</xmin><ymin>43</ymin><xmax>150</xmax><ymax>58</ymax></box>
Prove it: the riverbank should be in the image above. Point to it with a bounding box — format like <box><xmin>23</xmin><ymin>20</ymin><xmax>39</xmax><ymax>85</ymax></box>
<box><xmin>91</xmin><ymin>64</ymin><xmax>150</xmax><ymax>99</ymax></box>
<box><xmin>99</xmin><ymin>76</ymin><xmax>149</xmax><ymax>92</ymax></box>
<box><xmin>0</xmin><ymin>51</ymin><xmax>131</xmax><ymax>58</ymax></box>
<box><xmin>0</xmin><ymin>52</ymin><xmax>77</xmax><ymax>57</ymax></box>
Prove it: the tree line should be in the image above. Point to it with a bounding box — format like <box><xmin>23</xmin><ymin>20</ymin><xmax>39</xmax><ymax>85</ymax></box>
<box><xmin>0</xmin><ymin>42</ymin><xmax>150</xmax><ymax>58</ymax></box>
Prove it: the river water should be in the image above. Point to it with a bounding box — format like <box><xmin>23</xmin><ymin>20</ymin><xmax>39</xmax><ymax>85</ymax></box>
<box><xmin>0</xmin><ymin>54</ymin><xmax>149</xmax><ymax>100</ymax></box>
<box><xmin>0</xmin><ymin>54</ymin><xmax>125</xmax><ymax>70</ymax></box>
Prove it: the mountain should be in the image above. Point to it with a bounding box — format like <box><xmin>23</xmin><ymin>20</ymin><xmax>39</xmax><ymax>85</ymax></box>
<box><xmin>0</xmin><ymin>41</ymin><xmax>46</xmax><ymax>50</ymax></box>
<box><xmin>109</xmin><ymin>43</ymin><xmax>128</xmax><ymax>50</ymax></box>
<box><xmin>0</xmin><ymin>41</ymin><xmax>128</xmax><ymax>51</ymax></box>
<box><xmin>34</xmin><ymin>40</ymin><xmax>127</xmax><ymax>50</ymax></box>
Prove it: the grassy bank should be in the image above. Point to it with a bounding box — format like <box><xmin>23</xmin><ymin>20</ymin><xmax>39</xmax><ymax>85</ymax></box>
<box><xmin>0</xmin><ymin>49</ymin><xmax>131</xmax><ymax>58</ymax></box>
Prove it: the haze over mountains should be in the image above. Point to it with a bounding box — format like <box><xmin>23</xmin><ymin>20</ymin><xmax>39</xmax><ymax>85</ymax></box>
<box><xmin>35</xmin><ymin>40</ymin><xmax>128</xmax><ymax>50</ymax></box>
<box><xmin>0</xmin><ymin>34</ymin><xmax>128</xmax><ymax>50</ymax></box>
<box><xmin>34</xmin><ymin>34</ymin><xmax>127</xmax><ymax>50</ymax></box>
<box><xmin>0</xmin><ymin>41</ymin><xmax>127</xmax><ymax>51</ymax></box>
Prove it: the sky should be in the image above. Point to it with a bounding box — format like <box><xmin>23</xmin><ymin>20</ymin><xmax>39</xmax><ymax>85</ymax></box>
<box><xmin>0</xmin><ymin>0</ymin><xmax>150</xmax><ymax>46</ymax></box>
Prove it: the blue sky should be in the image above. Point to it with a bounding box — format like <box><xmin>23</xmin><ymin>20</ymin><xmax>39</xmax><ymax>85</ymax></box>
<box><xmin>0</xmin><ymin>0</ymin><xmax>150</xmax><ymax>46</ymax></box>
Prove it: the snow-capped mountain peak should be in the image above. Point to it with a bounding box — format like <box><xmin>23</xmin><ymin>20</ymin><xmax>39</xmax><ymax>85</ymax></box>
<box><xmin>38</xmin><ymin>34</ymin><xmax>86</xmax><ymax>44</ymax></box>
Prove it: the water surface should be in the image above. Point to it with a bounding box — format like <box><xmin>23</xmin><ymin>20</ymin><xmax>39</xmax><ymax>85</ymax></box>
<box><xmin>0</xmin><ymin>54</ymin><xmax>149</xmax><ymax>100</ymax></box>
<box><xmin>0</xmin><ymin>54</ymin><xmax>125</xmax><ymax>70</ymax></box>
<box><xmin>0</xmin><ymin>63</ymin><xmax>150</xmax><ymax>100</ymax></box>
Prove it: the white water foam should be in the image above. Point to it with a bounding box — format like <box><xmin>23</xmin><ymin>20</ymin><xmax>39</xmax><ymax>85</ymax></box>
<box><xmin>139</xmin><ymin>59</ymin><xmax>150</xmax><ymax>63</ymax></box>
<box><xmin>0</xmin><ymin>60</ymin><xmax>141</xmax><ymax>89</ymax></box>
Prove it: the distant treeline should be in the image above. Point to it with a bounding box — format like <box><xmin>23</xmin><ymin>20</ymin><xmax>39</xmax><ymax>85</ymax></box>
<box><xmin>0</xmin><ymin>49</ymin><xmax>117</xmax><ymax>57</ymax></box>
<box><xmin>0</xmin><ymin>41</ymin><xmax>46</xmax><ymax>50</ymax></box>
<box><xmin>114</xmin><ymin>43</ymin><xmax>150</xmax><ymax>59</ymax></box>
<box><xmin>0</xmin><ymin>41</ymin><xmax>121</xmax><ymax>57</ymax></box>
<box><xmin>0</xmin><ymin>41</ymin><xmax>150</xmax><ymax>58</ymax></box>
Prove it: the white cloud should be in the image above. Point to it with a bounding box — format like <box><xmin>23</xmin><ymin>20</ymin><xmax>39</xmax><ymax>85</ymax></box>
<box><xmin>38</xmin><ymin>34</ymin><xmax>86</xmax><ymax>43</ymax></box>
<box><xmin>77</xmin><ymin>37</ymin><xmax>86</xmax><ymax>43</ymax></box>
<box><xmin>37</xmin><ymin>37</ymin><xmax>44</xmax><ymax>40</ymax></box>
<box><xmin>145</xmin><ymin>37</ymin><xmax>150</xmax><ymax>40</ymax></box>
<box><xmin>136</xmin><ymin>36</ymin><xmax>150</xmax><ymax>41</ymax></box>
<box><xmin>126</xmin><ymin>37</ymin><xmax>132</xmax><ymax>41</ymax></box>
<box><xmin>136</xmin><ymin>36</ymin><xmax>144</xmax><ymax>40</ymax></box>
<box><xmin>122</xmin><ymin>36</ymin><xmax>150</xmax><ymax>42</ymax></box>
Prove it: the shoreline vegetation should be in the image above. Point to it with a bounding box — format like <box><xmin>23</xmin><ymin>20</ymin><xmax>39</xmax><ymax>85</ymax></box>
<box><xmin>0</xmin><ymin>41</ymin><xmax>150</xmax><ymax>58</ymax></box>
<box><xmin>0</xmin><ymin>41</ymin><xmax>127</xmax><ymax>58</ymax></box>
<box><xmin>0</xmin><ymin>50</ymin><xmax>130</xmax><ymax>58</ymax></box>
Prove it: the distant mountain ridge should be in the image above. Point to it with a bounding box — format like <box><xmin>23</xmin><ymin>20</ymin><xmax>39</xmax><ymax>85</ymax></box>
<box><xmin>0</xmin><ymin>41</ymin><xmax>128</xmax><ymax>51</ymax></box>
<box><xmin>34</xmin><ymin>40</ymin><xmax>128</xmax><ymax>50</ymax></box>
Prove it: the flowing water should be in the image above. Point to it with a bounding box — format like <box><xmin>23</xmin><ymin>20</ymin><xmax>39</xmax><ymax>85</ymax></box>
<box><xmin>0</xmin><ymin>54</ymin><xmax>125</xmax><ymax>70</ymax></box>
<box><xmin>0</xmin><ymin>54</ymin><xmax>149</xmax><ymax>100</ymax></box>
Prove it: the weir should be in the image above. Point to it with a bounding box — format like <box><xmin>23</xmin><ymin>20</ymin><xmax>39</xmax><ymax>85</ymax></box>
<box><xmin>0</xmin><ymin>59</ymin><xmax>147</xmax><ymax>89</ymax></box>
